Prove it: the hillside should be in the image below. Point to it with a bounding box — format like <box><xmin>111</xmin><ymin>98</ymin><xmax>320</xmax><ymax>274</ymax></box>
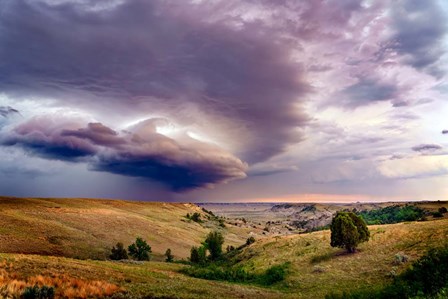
<box><xmin>0</xmin><ymin>196</ymin><xmax>256</xmax><ymax>260</ymax></box>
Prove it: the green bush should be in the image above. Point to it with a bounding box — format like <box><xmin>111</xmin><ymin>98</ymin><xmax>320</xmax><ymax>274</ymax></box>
<box><xmin>190</xmin><ymin>246</ymin><xmax>207</xmax><ymax>264</ymax></box>
<box><xmin>165</xmin><ymin>248</ymin><xmax>174</xmax><ymax>262</ymax></box>
<box><xmin>110</xmin><ymin>242</ymin><xmax>128</xmax><ymax>260</ymax></box>
<box><xmin>181</xmin><ymin>263</ymin><xmax>289</xmax><ymax>286</ymax></box>
<box><xmin>22</xmin><ymin>285</ymin><xmax>55</xmax><ymax>299</ymax></box>
<box><xmin>439</xmin><ymin>207</ymin><xmax>447</xmax><ymax>214</ymax></box>
<box><xmin>128</xmin><ymin>237</ymin><xmax>151</xmax><ymax>261</ymax></box>
<box><xmin>204</xmin><ymin>231</ymin><xmax>224</xmax><ymax>261</ymax></box>
<box><xmin>330</xmin><ymin>212</ymin><xmax>370</xmax><ymax>253</ymax></box>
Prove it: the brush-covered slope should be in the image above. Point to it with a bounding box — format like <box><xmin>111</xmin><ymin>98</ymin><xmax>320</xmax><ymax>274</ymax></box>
<box><xmin>235</xmin><ymin>218</ymin><xmax>448</xmax><ymax>298</ymax></box>
<box><xmin>0</xmin><ymin>197</ymin><xmax>252</xmax><ymax>260</ymax></box>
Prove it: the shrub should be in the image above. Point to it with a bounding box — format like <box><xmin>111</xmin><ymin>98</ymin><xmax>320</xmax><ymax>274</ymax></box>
<box><xmin>204</xmin><ymin>231</ymin><xmax>224</xmax><ymax>261</ymax></box>
<box><xmin>261</xmin><ymin>263</ymin><xmax>288</xmax><ymax>285</ymax></box>
<box><xmin>433</xmin><ymin>211</ymin><xmax>444</xmax><ymax>218</ymax></box>
<box><xmin>110</xmin><ymin>242</ymin><xmax>128</xmax><ymax>260</ymax></box>
<box><xmin>330</xmin><ymin>212</ymin><xmax>370</xmax><ymax>253</ymax></box>
<box><xmin>246</xmin><ymin>236</ymin><xmax>256</xmax><ymax>246</ymax></box>
<box><xmin>226</xmin><ymin>245</ymin><xmax>235</xmax><ymax>253</ymax></box>
<box><xmin>165</xmin><ymin>248</ymin><xmax>174</xmax><ymax>262</ymax></box>
<box><xmin>439</xmin><ymin>207</ymin><xmax>447</xmax><ymax>214</ymax></box>
<box><xmin>128</xmin><ymin>237</ymin><xmax>151</xmax><ymax>261</ymax></box>
<box><xmin>22</xmin><ymin>285</ymin><xmax>55</xmax><ymax>299</ymax></box>
<box><xmin>181</xmin><ymin>263</ymin><xmax>288</xmax><ymax>286</ymax></box>
<box><xmin>357</xmin><ymin>205</ymin><xmax>425</xmax><ymax>224</ymax></box>
<box><xmin>190</xmin><ymin>246</ymin><xmax>207</xmax><ymax>264</ymax></box>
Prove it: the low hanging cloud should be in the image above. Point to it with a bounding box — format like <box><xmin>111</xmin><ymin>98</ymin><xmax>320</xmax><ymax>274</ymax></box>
<box><xmin>0</xmin><ymin>116</ymin><xmax>248</xmax><ymax>190</ymax></box>
<box><xmin>442</xmin><ymin>130</ymin><xmax>448</xmax><ymax>135</ymax></box>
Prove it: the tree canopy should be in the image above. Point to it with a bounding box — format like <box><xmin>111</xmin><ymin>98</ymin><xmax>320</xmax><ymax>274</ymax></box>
<box><xmin>330</xmin><ymin>212</ymin><xmax>370</xmax><ymax>253</ymax></box>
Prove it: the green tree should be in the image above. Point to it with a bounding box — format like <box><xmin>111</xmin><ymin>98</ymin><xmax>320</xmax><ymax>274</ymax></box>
<box><xmin>110</xmin><ymin>242</ymin><xmax>128</xmax><ymax>260</ymax></box>
<box><xmin>204</xmin><ymin>231</ymin><xmax>224</xmax><ymax>260</ymax></box>
<box><xmin>190</xmin><ymin>246</ymin><xmax>207</xmax><ymax>264</ymax></box>
<box><xmin>165</xmin><ymin>248</ymin><xmax>174</xmax><ymax>262</ymax></box>
<box><xmin>128</xmin><ymin>237</ymin><xmax>152</xmax><ymax>261</ymax></box>
<box><xmin>330</xmin><ymin>212</ymin><xmax>370</xmax><ymax>253</ymax></box>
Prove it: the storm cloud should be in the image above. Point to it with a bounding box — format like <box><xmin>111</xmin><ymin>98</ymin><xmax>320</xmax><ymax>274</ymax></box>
<box><xmin>0</xmin><ymin>116</ymin><xmax>247</xmax><ymax>190</ymax></box>
<box><xmin>0</xmin><ymin>0</ymin><xmax>310</xmax><ymax>164</ymax></box>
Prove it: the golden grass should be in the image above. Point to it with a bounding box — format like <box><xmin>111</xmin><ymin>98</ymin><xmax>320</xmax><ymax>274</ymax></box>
<box><xmin>0</xmin><ymin>260</ymin><xmax>122</xmax><ymax>298</ymax></box>
<box><xmin>0</xmin><ymin>196</ymin><xmax>257</xmax><ymax>259</ymax></box>
<box><xmin>237</xmin><ymin>218</ymin><xmax>448</xmax><ymax>298</ymax></box>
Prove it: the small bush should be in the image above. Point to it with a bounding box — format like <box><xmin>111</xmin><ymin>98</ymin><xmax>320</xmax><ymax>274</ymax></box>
<box><xmin>246</xmin><ymin>236</ymin><xmax>256</xmax><ymax>246</ymax></box>
<box><xmin>22</xmin><ymin>285</ymin><xmax>55</xmax><ymax>299</ymax></box>
<box><xmin>432</xmin><ymin>211</ymin><xmax>444</xmax><ymax>218</ymax></box>
<box><xmin>165</xmin><ymin>248</ymin><xmax>174</xmax><ymax>262</ymax></box>
<box><xmin>439</xmin><ymin>207</ymin><xmax>447</xmax><ymax>214</ymax></box>
<box><xmin>128</xmin><ymin>237</ymin><xmax>151</xmax><ymax>261</ymax></box>
<box><xmin>190</xmin><ymin>246</ymin><xmax>207</xmax><ymax>264</ymax></box>
<box><xmin>204</xmin><ymin>231</ymin><xmax>224</xmax><ymax>261</ymax></box>
<box><xmin>110</xmin><ymin>242</ymin><xmax>128</xmax><ymax>260</ymax></box>
<box><xmin>261</xmin><ymin>263</ymin><xmax>288</xmax><ymax>285</ymax></box>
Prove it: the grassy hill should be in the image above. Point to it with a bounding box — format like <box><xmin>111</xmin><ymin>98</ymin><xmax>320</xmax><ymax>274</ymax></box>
<box><xmin>0</xmin><ymin>196</ymin><xmax>447</xmax><ymax>298</ymax></box>
<box><xmin>0</xmin><ymin>196</ymin><xmax>256</xmax><ymax>260</ymax></box>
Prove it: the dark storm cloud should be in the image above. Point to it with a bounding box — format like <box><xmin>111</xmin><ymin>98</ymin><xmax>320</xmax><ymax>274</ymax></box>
<box><xmin>0</xmin><ymin>0</ymin><xmax>310</xmax><ymax>164</ymax></box>
<box><xmin>389</xmin><ymin>0</ymin><xmax>448</xmax><ymax>77</ymax></box>
<box><xmin>412</xmin><ymin>144</ymin><xmax>443</xmax><ymax>153</ymax></box>
<box><xmin>340</xmin><ymin>76</ymin><xmax>398</xmax><ymax>107</ymax></box>
<box><xmin>0</xmin><ymin>106</ymin><xmax>20</xmax><ymax>118</ymax></box>
<box><xmin>0</xmin><ymin>116</ymin><xmax>247</xmax><ymax>190</ymax></box>
<box><xmin>443</xmin><ymin>130</ymin><xmax>448</xmax><ymax>135</ymax></box>
<box><xmin>0</xmin><ymin>117</ymin><xmax>97</xmax><ymax>160</ymax></box>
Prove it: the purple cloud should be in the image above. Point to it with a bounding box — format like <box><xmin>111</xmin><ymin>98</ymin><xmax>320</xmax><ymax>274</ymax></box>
<box><xmin>1</xmin><ymin>116</ymin><xmax>247</xmax><ymax>190</ymax></box>
<box><xmin>0</xmin><ymin>0</ymin><xmax>311</xmax><ymax>164</ymax></box>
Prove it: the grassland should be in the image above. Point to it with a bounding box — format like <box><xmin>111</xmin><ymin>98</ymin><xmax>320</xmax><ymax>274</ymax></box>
<box><xmin>0</xmin><ymin>197</ymin><xmax>447</xmax><ymax>298</ymax></box>
<box><xmin>0</xmin><ymin>196</ymin><xmax>257</xmax><ymax>260</ymax></box>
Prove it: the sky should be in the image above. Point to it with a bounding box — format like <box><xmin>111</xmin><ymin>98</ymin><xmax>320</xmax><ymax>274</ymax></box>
<box><xmin>0</xmin><ymin>0</ymin><xmax>447</xmax><ymax>202</ymax></box>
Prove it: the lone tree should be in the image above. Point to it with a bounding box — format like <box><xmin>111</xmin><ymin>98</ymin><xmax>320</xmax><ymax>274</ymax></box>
<box><xmin>165</xmin><ymin>248</ymin><xmax>174</xmax><ymax>262</ymax></box>
<box><xmin>204</xmin><ymin>231</ymin><xmax>224</xmax><ymax>261</ymax></box>
<box><xmin>110</xmin><ymin>242</ymin><xmax>128</xmax><ymax>260</ymax></box>
<box><xmin>128</xmin><ymin>237</ymin><xmax>152</xmax><ymax>261</ymax></box>
<box><xmin>330</xmin><ymin>212</ymin><xmax>370</xmax><ymax>253</ymax></box>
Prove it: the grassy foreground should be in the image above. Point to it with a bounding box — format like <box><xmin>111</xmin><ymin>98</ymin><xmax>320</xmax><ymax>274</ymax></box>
<box><xmin>1</xmin><ymin>216</ymin><xmax>447</xmax><ymax>298</ymax></box>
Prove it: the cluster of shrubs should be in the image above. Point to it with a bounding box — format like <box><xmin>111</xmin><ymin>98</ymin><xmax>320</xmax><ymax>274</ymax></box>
<box><xmin>356</xmin><ymin>205</ymin><xmax>425</xmax><ymax>225</ymax></box>
<box><xmin>186</xmin><ymin>212</ymin><xmax>202</xmax><ymax>223</ymax></box>
<box><xmin>326</xmin><ymin>245</ymin><xmax>448</xmax><ymax>299</ymax></box>
<box><xmin>184</xmin><ymin>231</ymin><xmax>288</xmax><ymax>286</ymax></box>
<box><xmin>111</xmin><ymin>237</ymin><xmax>175</xmax><ymax>263</ymax></box>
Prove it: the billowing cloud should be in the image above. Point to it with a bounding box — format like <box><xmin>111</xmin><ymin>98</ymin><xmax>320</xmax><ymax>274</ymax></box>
<box><xmin>412</xmin><ymin>144</ymin><xmax>443</xmax><ymax>154</ymax></box>
<box><xmin>0</xmin><ymin>115</ymin><xmax>247</xmax><ymax>190</ymax></box>
<box><xmin>0</xmin><ymin>0</ymin><xmax>310</xmax><ymax>164</ymax></box>
<box><xmin>442</xmin><ymin>130</ymin><xmax>448</xmax><ymax>135</ymax></box>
